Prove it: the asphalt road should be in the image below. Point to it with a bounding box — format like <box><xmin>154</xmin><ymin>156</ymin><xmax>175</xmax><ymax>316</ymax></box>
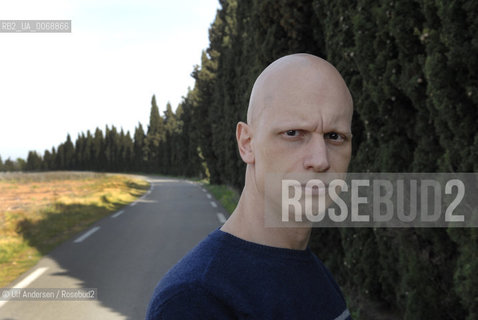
<box><xmin>0</xmin><ymin>176</ymin><xmax>228</xmax><ymax>320</ymax></box>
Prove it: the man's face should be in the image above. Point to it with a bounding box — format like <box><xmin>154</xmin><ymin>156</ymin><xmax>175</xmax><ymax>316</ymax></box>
<box><xmin>251</xmin><ymin>66</ymin><xmax>353</xmax><ymax>214</ymax></box>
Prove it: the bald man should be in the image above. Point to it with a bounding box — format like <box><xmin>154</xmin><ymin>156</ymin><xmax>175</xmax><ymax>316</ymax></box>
<box><xmin>146</xmin><ymin>54</ymin><xmax>353</xmax><ymax>320</ymax></box>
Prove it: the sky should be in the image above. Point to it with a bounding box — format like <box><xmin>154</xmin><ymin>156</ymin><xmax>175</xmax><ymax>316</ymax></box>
<box><xmin>0</xmin><ymin>0</ymin><xmax>220</xmax><ymax>161</ymax></box>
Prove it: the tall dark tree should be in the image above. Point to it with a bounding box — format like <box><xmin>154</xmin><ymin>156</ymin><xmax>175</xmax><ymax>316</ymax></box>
<box><xmin>25</xmin><ymin>151</ymin><xmax>43</xmax><ymax>171</ymax></box>
<box><xmin>162</xmin><ymin>102</ymin><xmax>178</xmax><ymax>173</ymax></box>
<box><xmin>104</xmin><ymin>125</ymin><xmax>121</xmax><ymax>172</ymax></box>
<box><xmin>144</xmin><ymin>95</ymin><xmax>165</xmax><ymax>172</ymax></box>
<box><xmin>48</xmin><ymin>147</ymin><xmax>57</xmax><ymax>171</ymax></box>
<box><xmin>191</xmin><ymin>51</ymin><xmax>220</xmax><ymax>183</ymax></box>
<box><xmin>74</xmin><ymin>133</ymin><xmax>86</xmax><ymax>170</ymax></box>
<box><xmin>119</xmin><ymin>129</ymin><xmax>134</xmax><ymax>171</ymax></box>
<box><xmin>177</xmin><ymin>89</ymin><xmax>206</xmax><ymax>178</ymax></box>
<box><xmin>15</xmin><ymin>158</ymin><xmax>26</xmax><ymax>171</ymax></box>
<box><xmin>63</xmin><ymin>134</ymin><xmax>75</xmax><ymax>170</ymax></box>
<box><xmin>92</xmin><ymin>128</ymin><xmax>104</xmax><ymax>171</ymax></box>
<box><xmin>83</xmin><ymin>131</ymin><xmax>94</xmax><ymax>170</ymax></box>
<box><xmin>3</xmin><ymin>158</ymin><xmax>15</xmax><ymax>171</ymax></box>
<box><xmin>42</xmin><ymin>150</ymin><xmax>52</xmax><ymax>171</ymax></box>
<box><xmin>133</xmin><ymin>123</ymin><xmax>146</xmax><ymax>172</ymax></box>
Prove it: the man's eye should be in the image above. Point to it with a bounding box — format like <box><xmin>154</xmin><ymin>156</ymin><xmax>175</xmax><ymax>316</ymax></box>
<box><xmin>285</xmin><ymin>130</ymin><xmax>300</xmax><ymax>137</ymax></box>
<box><xmin>324</xmin><ymin>132</ymin><xmax>345</xmax><ymax>142</ymax></box>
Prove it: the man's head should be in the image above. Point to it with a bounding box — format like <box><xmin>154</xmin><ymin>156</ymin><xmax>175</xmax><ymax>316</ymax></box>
<box><xmin>237</xmin><ymin>53</ymin><xmax>353</xmax><ymax>201</ymax></box>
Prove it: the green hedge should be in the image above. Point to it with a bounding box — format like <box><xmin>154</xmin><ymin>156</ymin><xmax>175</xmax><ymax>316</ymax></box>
<box><xmin>187</xmin><ymin>1</ymin><xmax>478</xmax><ymax>319</ymax></box>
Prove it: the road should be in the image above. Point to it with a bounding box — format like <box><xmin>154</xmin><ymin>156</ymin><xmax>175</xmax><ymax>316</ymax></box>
<box><xmin>0</xmin><ymin>176</ymin><xmax>228</xmax><ymax>320</ymax></box>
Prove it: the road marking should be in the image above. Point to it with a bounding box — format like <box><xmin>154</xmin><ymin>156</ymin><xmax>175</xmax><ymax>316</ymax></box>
<box><xmin>206</xmin><ymin>194</ymin><xmax>212</xmax><ymax>199</ymax></box>
<box><xmin>130</xmin><ymin>202</ymin><xmax>137</xmax><ymax>207</ymax></box>
<box><xmin>210</xmin><ymin>201</ymin><xmax>217</xmax><ymax>208</ymax></box>
<box><xmin>0</xmin><ymin>267</ymin><xmax>48</xmax><ymax>309</ymax></box>
<box><xmin>201</xmin><ymin>188</ymin><xmax>206</xmax><ymax>192</ymax></box>
<box><xmin>217</xmin><ymin>213</ymin><xmax>227</xmax><ymax>224</ymax></box>
<box><xmin>14</xmin><ymin>267</ymin><xmax>47</xmax><ymax>288</ymax></box>
<box><xmin>111</xmin><ymin>210</ymin><xmax>124</xmax><ymax>218</ymax></box>
<box><xmin>74</xmin><ymin>226</ymin><xmax>100</xmax><ymax>243</ymax></box>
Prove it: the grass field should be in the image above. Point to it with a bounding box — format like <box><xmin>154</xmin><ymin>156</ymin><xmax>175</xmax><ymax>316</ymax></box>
<box><xmin>0</xmin><ymin>171</ymin><xmax>149</xmax><ymax>287</ymax></box>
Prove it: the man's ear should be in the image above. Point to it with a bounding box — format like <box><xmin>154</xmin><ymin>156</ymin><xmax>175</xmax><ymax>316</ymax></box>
<box><xmin>236</xmin><ymin>121</ymin><xmax>255</xmax><ymax>164</ymax></box>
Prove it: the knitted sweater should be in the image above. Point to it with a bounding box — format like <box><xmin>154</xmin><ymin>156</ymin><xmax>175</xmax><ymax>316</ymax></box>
<box><xmin>146</xmin><ymin>229</ymin><xmax>351</xmax><ymax>320</ymax></box>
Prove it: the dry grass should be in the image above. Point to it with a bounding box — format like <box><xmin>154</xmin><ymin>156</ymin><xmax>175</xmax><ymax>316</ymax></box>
<box><xmin>0</xmin><ymin>171</ymin><xmax>149</xmax><ymax>287</ymax></box>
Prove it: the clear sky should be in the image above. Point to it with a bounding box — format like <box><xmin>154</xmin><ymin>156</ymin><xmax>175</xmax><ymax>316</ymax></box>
<box><xmin>0</xmin><ymin>0</ymin><xmax>220</xmax><ymax>161</ymax></box>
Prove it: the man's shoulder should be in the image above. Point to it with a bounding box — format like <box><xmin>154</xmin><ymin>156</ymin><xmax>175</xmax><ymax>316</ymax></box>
<box><xmin>146</xmin><ymin>230</ymin><xmax>236</xmax><ymax>319</ymax></box>
<box><xmin>158</xmin><ymin>230</ymin><xmax>225</xmax><ymax>287</ymax></box>
<box><xmin>146</xmin><ymin>279</ymin><xmax>235</xmax><ymax>320</ymax></box>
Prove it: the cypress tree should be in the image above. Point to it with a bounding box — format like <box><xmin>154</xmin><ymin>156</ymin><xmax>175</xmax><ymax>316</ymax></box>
<box><xmin>63</xmin><ymin>134</ymin><xmax>75</xmax><ymax>170</ymax></box>
<box><xmin>84</xmin><ymin>131</ymin><xmax>93</xmax><ymax>171</ymax></box>
<box><xmin>144</xmin><ymin>95</ymin><xmax>164</xmax><ymax>172</ymax></box>
<box><xmin>134</xmin><ymin>123</ymin><xmax>146</xmax><ymax>172</ymax></box>
<box><xmin>178</xmin><ymin>89</ymin><xmax>205</xmax><ymax>178</ymax></box>
<box><xmin>42</xmin><ymin>150</ymin><xmax>52</xmax><ymax>171</ymax></box>
<box><xmin>171</xmin><ymin>104</ymin><xmax>184</xmax><ymax>176</ymax></box>
<box><xmin>4</xmin><ymin>158</ymin><xmax>15</xmax><ymax>171</ymax></box>
<box><xmin>15</xmin><ymin>158</ymin><xmax>26</xmax><ymax>171</ymax></box>
<box><xmin>163</xmin><ymin>102</ymin><xmax>178</xmax><ymax>174</ymax></box>
<box><xmin>56</xmin><ymin>143</ymin><xmax>65</xmax><ymax>170</ymax></box>
<box><xmin>119</xmin><ymin>129</ymin><xmax>134</xmax><ymax>172</ymax></box>
<box><xmin>92</xmin><ymin>128</ymin><xmax>105</xmax><ymax>171</ymax></box>
<box><xmin>50</xmin><ymin>147</ymin><xmax>57</xmax><ymax>170</ymax></box>
<box><xmin>74</xmin><ymin>133</ymin><xmax>86</xmax><ymax>170</ymax></box>
<box><xmin>104</xmin><ymin>125</ymin><xmax>121</xmax><ymax>172</ymax></box>
<box><xmin>191</xmin><ymin>51</ymin><xmax>220</xmax><ymax>183</ymax></box>
<box><xmin>26</xmin><ymin>151</ymin><xmax>43</xmax><ymax>171</ymax></box>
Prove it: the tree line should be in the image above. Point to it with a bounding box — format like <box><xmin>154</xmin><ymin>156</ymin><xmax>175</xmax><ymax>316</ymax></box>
<box><xmin>1</xmin><ymin>1</ymin><xmax>477</xmax><ymax>319</ymax></box>
<box><xmin>0</xmin><ymin>97</ymin><xmax>204</xmax><ymax>177</ymax></box>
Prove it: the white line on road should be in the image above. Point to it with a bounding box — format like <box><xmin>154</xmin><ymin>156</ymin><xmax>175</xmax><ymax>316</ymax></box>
<box><xmin>217</xmin><ymin>213</ymin><xmax>227</xmax><ymax>224</ymax></box>
<box><xmin>206</xmin><ymin>194</ymin><xmax>212</xmax><ymax>199</ymax></box>
<box><xmin>210</xmin><ymin>201</ymin><xmax>217</xmax><ymax>208</ymax></box>
<box><xmin>14</xmin><ymin>267</ymin><xmax>48</xmax><ymax>288</ymax></box>
<box><xmin>0</xmin><ymin>267</ymin><xmax>48</xmax><ymax>309</ymax></box>
<box><xmin>111</xmin><ymin>210</ymin><xmax>124</xmax><ymax>218</ymax></box>
<box><xmin>74</xmin><ymin>226</ymin><xmax>101</xmax><ymax>243</ymax></box>
<box><xmin>130</xmin><ymin>202</ymin><xmax>137</xmax><ymax>207</ymax></box>
<box><xmin>201</xmin><ymin>188</ymin><xmax>206</xmax><ymax>192</ymax></box>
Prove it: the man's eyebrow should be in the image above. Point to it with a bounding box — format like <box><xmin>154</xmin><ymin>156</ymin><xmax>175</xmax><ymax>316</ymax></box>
<box><xmin>270</xmin><ymin>121</ymin><xmax>352</xmax><ymax>134</ymax></box>
<box><xmin>269</xmin><ymin>120</ymin><xmax>316</xmax><ymax>130</ymax></box>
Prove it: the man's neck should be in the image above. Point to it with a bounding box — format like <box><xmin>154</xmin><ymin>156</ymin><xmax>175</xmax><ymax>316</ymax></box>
<box><xmin>220</xmin><ymin>190</ymin><xmax>312</xmax><ymax>250</ymax></box>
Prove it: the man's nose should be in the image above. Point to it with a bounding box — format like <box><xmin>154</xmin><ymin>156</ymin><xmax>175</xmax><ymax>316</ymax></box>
<box><xmin>303</xmin><ymin>134</ymin><xmax>330</xmax><ymax>172</ymax></box>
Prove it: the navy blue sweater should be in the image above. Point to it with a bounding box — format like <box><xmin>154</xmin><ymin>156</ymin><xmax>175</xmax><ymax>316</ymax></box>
<box><xmin>146</xmin><ymin>229</ymin><xmax>351</xmax><ymax>320</ymax></box>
